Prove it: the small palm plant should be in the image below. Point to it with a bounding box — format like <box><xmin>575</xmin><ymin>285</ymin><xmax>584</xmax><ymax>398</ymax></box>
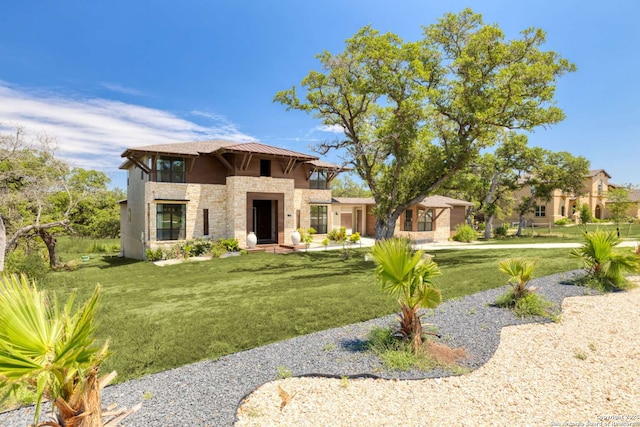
<box><xmin>498</xmin><ymin>258</ymin><xmax>536</xmax><ymax>301</ymax></box>
<box><xmin>497</xmin><ymin>258</ymin><xmax>552</xmax><ymax>318</ymax></box>
<box><xmin>570</xmin><ymin>230</ymin><xmax>640</xmax><ymax>290</ymax></box>
<box><xmin>0</xmin><ymin>274</ymin><xmax>113</xmax><ymax>427</ymax></box>
<box><xmin>370</xmin><ymin>238</ymin><xmax>442</xmax><ymax>354</ymax></box>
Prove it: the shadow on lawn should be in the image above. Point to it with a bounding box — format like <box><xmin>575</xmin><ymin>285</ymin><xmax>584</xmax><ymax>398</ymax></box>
<box><xmin>96</xmin><ymin>256</ymin><xmax>141</xmax><ymax>269</ymax></box>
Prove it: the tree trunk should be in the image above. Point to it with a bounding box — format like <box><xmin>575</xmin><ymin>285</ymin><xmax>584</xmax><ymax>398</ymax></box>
<box><xmin>374</xmin><ymin>214</ymin><xmax>400</xmax><ymax>240</ymax></box>
<box><xmin>484</xmin><ymin>214</ymin><xmax>495</xmax><ymax>240</ymax></box>
<box><xmin>38</xmin><ymin>229</ymin><xmax>58</xmax><ymax>268</ymax></box>
<box><xmin>516</xmin><ymin>215</ymin><xmax>526</xmax><ymax>237</ymax></box>
<box><xmin>54</xmin><ymin>367</ymin><xmax>103</xmax><ymax>427</ymax></box>
<box><xmin>0</xmin><ymin>215</ymin><xmax>5</xmax><ymax>272</ymax></box>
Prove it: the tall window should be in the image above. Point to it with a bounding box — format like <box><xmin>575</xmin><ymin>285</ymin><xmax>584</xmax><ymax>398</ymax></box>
<box><xmin>156</xmin><ymin>204</ymin><xmax>186</xmax><ymax>240</ymax></box>
<box><xmin>310</xmin><ymin>205</ymin><xmax>328</xmax><ymax>234</ymax></box>
<box><xmin>417</xmin><ymin>209</ymin><xmax>433</xmax><ymax>231</ymax></box>
<box><xmin>156</xmin><ymin>156</ymin><xmax>185</xmax><ymax>183</ymax></box>
<box><xmin>260</xmin><ymin>159</ymin><xmax>271</xmax><ymax>177</ymax></box>
<box><xmin>534</xmin><ymin>205</ymin><xmax>546</xmax><ymax>217</ymax></box>
<box><xmin>310</xmin><ymin>170</ymin><xmax>328</xmax><ymax>189</ymax></box>
<box><xmin>203</xmin><ymin>208</ymin><xmax>209</xmax><ymax>236</ymax></box>
<box><xmin>597</xmin><ymin>179</ymin><xmax>603</xmax><ymax>195</ymax></box>
<box><xmin>560</xmin><ymin>206</ymin><xmax>566</xmax><ymax>217</ymax></box>
<box><xmin>404</xmin><ymin>210</ymin><xmax>413</xmax><ymax>231</ymax></box>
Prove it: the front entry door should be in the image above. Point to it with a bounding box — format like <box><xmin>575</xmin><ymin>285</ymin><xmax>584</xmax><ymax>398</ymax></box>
<box><xmin>253</xmin><ymin>200</ymin><xmax>276</xmax><ymax>244</ymax></box>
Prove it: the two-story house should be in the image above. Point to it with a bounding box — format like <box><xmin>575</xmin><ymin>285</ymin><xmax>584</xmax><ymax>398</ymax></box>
<box><xmin>119</xmin><ymin>140</ymin><xmax>475</xmax><ymax>259</ymax></box>
<box><xmin>506</xmin><ymin>169</ymin><xmax>612</xmax><ymax>225</ymax></box>
<box><xmin>119</xmin><ymin>140</ymin><xmax>342</xmax><ymax>259</ymax></box>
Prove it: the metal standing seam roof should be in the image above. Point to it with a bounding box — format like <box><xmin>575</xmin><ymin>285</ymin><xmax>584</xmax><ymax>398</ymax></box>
<box><xmin>120</xmin><ymin>140</ymin><xmax>239</xmax><ymax>157</ymax></box>
<box><xmin>218</xmin><ymin>142</ymin><xmax>318</xmax><ymax>160</ymax></box>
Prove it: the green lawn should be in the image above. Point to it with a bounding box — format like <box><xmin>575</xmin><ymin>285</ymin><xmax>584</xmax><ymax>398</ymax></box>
<box><xmin>39</xmin><ymin>245</ymin><xmax>582</xmax><ymax>383</ymax></box>
<box><xmin>480</xmin><ymin>222</ymin><xmax>640</xmax><ymax>244</ymax></box>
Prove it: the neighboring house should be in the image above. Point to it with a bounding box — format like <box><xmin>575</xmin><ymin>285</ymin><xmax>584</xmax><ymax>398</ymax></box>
<box><xmin>506</xmin><ymin>169</ymin><xmax>613</xmax><ymax>225</ymax></box>
<box><xmin>331</xmin><ymin>195</ymin><xmax>473</xmax><ymax>241</ymax></box>
<box><xmin>119</xmin><ymin>140</ymin><xmax>342</xmax><ymax>259</ymax></box>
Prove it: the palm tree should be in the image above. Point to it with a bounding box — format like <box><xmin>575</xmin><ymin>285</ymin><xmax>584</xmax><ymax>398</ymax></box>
<box><xmin>0</xmin><ymin>274</ymin><xmax>112</xmax><ymax>427</ymax></box>
<box><xmin>570</xmin><ymin>230</ymin><xmax>640</xmax><ymax>289</ymax></box>
<box><xmin>370</xmin><ymin>238</ymin><xmax>442</xmax><ymax>354</ymax></box>
<box><xmin>498</xmin><ymin>258</ymin><xmax>536</xmax><ymax>302</ymax></box>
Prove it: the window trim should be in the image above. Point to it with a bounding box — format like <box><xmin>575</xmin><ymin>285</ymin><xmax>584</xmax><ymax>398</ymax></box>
<box><xmin>310</xmin><ymin>205</ymin><xmax>328</xmax><ymax>234</ymax></box>
<box><xmin>310</xmin><ymin>169</ymin><xmax>328</xmax><ymax>189</ymax></box>
<box><xmin>156</xmin><ymin>156</ymin><xmax>186</xmax><ymax>183</ymax></box>
<box><xmin>534</xmin><ymin>205</ymin><xmax>546</xmax><ymax>217</ymax></box>
<box><xmin>156</xmin><ymin>203</ymin><xmax>186</xmax><ymax>241</ymax></box>
<box><xmin>417</xmin><ymin>208</ymin><xmax>433</xmax><ymax>231</ymax></box>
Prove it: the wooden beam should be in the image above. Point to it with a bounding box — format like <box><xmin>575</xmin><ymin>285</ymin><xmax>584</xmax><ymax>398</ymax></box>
<box><xmin>128</xmin><ymin>155</ymin><xmax>150</xmax><ymax>174</ymax></box>
<box><xmin>188</xmin><ymin>157</ymin><xmax>196</xmax><ymax>174</ymax></box>
<box><xmin>240</xmin><ymin>153</ymin><xmax>253</xmax><ymax>171</ymax></box>
<box><xmin>215</xmin><ymin>153</ymin><xmax>234</xmax><ymax>171</ymax></box>
<box><xmin>283</xmin><ymin>158</ymin><xmax>297</xmax><ymax>175</ymax></box>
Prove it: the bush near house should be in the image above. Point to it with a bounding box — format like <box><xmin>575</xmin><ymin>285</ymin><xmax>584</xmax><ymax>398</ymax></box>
<box><xmin>452</xmin><ymin>224</ymin><xmax>477</xmax><ymax>242</ymax></box>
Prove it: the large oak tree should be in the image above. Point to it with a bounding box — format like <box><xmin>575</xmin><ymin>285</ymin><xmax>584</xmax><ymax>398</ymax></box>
<box><xmin>275</xmin><ymin>8</ymin><xmax>575</xmax><ymax>239</ymax></box>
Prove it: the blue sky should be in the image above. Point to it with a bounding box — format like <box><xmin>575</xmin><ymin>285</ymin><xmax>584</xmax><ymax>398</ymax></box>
<box><xmin>1</xmin><ymin>0</ymin><xmax>638</xmax><ymax>189</ymax></box>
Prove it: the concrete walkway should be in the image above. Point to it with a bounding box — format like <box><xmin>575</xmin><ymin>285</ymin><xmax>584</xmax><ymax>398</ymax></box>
<box><xmin>304</xmin><ymin>236</ymin><xmax>639</xmax><ymax>252</ymax></box>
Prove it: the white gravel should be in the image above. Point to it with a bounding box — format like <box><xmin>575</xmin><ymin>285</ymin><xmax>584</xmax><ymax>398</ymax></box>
<box><xmin>236</xmin><ymin>277</ymin><xmax>640</xmax><ymax>426</ymax></box>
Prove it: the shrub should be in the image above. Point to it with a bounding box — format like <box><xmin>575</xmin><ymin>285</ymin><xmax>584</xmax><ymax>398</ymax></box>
<box><xmin>321</xmin><ymin>237</ymin><xmax>330</xmax><ymax>249</ymax></box>
<box><xmin>570</xmin><ymin>230</ymin><xmax>640</xmax><ymax>290</ymax></box>
<box><xmin>349</xmin><ymin>232</ymin><xmax>361</xmax><ymax>244</ymax></box>
<box><xmin>145</xmin><ymin>248</ymin><xmax>164</xmax><ymax>261</ymax></box>
<box><xmin>554</xmin><ymin>217</ymin><xmax>572</xmax><ymax>226</ymax></box>
<box><xmin>579</xmin><ymin>204</ymin><xmax>592</xmax><ymax>224</ymax></box>
<box><xmin>209</xmin><ymin>241</ymin><xmax>228</xmax><ymax>258</ymax></box>
<box><xmin>327</xmin><ymin>227</ymin><xmax>347</xmax><ymax>242</ymax></box>
<box><xmin>190</xmin><ymin>238</ymin><xmax>213</xmax><ymax>256</ymax></box>
<box><xmin>218</xmin><ymin>237</ymin><xmax>239</xmax><ymax>252</ymax></box>
<box><xmin>496</xmin><ymin>289</ymin><xmax>553</xmax><ymax>318</ymax></box>
<box><xmin>494</xmin><ymin>223</ymin><xmax>509</xmax><ymax>237</ymax></box>
<box><xmin>452</xmin><ymin>224</ymin><xmax>477</xmax><ymax>243</ymax></box>
<box><xmin>4</xmin><ymin>250</ymin><xmax>49</xmax><ymax>282</ymax></box>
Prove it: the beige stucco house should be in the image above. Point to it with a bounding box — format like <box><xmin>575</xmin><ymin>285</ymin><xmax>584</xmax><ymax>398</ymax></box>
<box><xmin>119</xmin><ymin>140</ymin><xmax>474</xmax><ymax>259</ymax></box>
<box><xmin>506</xmin><ymin>169</ymin><xmax>613</xmax><ymax>225</ymax></box>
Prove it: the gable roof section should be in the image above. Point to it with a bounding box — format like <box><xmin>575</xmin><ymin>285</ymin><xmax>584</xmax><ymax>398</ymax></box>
<box><xmin>588</xmin><ymin>169</ymin><xmax>612</xmax><ymax>179</ymax></box>
<box><xmin>119</xmin><ymin>140</ymin><xmax>320</xmax><ymax>170</ymax></box>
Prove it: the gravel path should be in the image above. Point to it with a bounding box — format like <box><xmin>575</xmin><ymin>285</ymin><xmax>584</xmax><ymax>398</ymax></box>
<box><xmin>0</xmin><ymin>270</ymin><xmax>607</xmax><ymax>426</ymax></box>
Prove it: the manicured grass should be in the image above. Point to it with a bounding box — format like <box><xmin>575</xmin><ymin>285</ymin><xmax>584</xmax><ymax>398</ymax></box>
<box><xmin>481</xmin><ymin>223</ymin><xmax>640</xmax><ymax>244</ymax></box>
<box><xmin>36</xmin><ymin>245</ymin><xmax>583</xmax><ymax>384</ymax></box>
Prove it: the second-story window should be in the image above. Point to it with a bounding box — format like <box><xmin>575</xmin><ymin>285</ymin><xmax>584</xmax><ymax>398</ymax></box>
<box><xmin>156</xmin><ymin>156</ymin><xmax>185</xmax><ymax>183</ymax></box>
<box><xmin>260</xmin><ymin>159</ymin><xmax>271</xmax><ymax>177</ymax></box>
<box><xmin>310</xmin><ymin>170</ymin><xmax>328</xmax><ymax>189</ymax></box>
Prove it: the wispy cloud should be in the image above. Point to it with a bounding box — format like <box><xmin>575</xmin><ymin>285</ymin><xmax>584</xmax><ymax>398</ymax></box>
<box><xmin>314</xmin><ymin>124</ymin><xmax>344</xmax><ymax>134</ymax></box>
<box><xmin>0</xmin><ymin>81</ymin><xmax>256</xmax><ymax>175</ymax></box>
<box><xmin>99</xmin><ymin>82</ymin><xmax>146</xmax><ymax>96</ymax></box>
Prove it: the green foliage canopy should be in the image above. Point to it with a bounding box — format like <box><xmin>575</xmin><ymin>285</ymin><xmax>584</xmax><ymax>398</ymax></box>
<box><xmin>275</xmin><ymin>8</ymin><xmax>576</xmax><ymax>238</ymax></box>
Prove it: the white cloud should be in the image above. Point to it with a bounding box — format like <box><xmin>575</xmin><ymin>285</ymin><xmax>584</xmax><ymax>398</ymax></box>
<box><xmin>99</xmin><ymin>82</ymin><xmax>146</xmax><ymax>96</ymax></box>
<box><xmin>0</xmin><ymin>82</ymin><xmax>256</xmax><ymax>174</ymax></box>
<box><xmin>314</xmin><ymin>124</ymin><xmax>344</xmax><ymax>134</ymax></box>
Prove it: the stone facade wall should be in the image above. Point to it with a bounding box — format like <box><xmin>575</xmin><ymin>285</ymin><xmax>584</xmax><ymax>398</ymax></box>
<box><xmin>226</xmin><ymin>176</ymin><xmax>297</xmax><ymax>246</ymax></box>
<box><xmin>145</xmin><ymin>181</ymin><xmax>228</xmax><ymax>252</ymax></box>
<box><xmin>395</xmin><ymin>207</ymin><xmax>451</xmax><ymax>242</ymax></box>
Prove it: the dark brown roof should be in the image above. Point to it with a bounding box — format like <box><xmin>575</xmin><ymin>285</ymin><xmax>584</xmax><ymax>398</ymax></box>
<box><xmin>218</xmin><ymin>142</ymin><xmax>317</xmax><ymax>160</ymax></box>
<box><xmin>308</xmin><ymin>159</ymin><xmax>347</xmax><ymax>170</ymax></box>
<box><xmin>121</xmin><ymin>140</ymin><xmax>238</xmax><ymax>157</ymax></box>
<box><xmin>121</xmin><ymin>140</ymin><xmax>319</xmax><ymax>160</ymax></box>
